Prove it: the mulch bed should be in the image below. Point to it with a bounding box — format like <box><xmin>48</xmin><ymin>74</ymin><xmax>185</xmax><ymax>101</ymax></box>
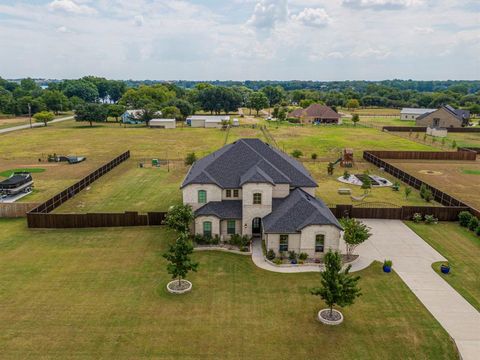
<box><xmin>320</xmin><ymin>309</ymin><xmax>341</xmax><ymax>322</ymax></box>
<box><xmin>168</xmin><ymin>280</ymin><xmax>190</xmax><ymax>291</ymax></box>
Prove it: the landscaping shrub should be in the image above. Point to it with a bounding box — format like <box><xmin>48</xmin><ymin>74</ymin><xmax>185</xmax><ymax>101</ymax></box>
<box><xmin>287</xmin><ymin>117</ymin><xmax>300</xmax><ymax>124</ymax></box>
<box><xmin>311</xmin><ymin>153</ymin><xmax>318</xmax><ymax>160</ymax></box>
<box><xmin>185</xmin><ymin>152</ymin><xmax>197</xmax><ymax>165</ymax></box>
<box><xmin>423</xmin><ymin>189</ymin><xmax>433</xmax><ymax>202</ymax></box>
<box><xmin>475</xmin><ymin>226</ymin><xmax>480</xmax><ymax>236</ymax></box>
<box><xmin>424</xmin><ymin>214</ymin><xmax>438</xmax><ymax>225</ymax></box>
<box><xmin>392</xmin><ymin>181</ymin><xmax>400</xmax><ymax>191</ymax></box>
<box><xmin>468</xmin><ymin>216</ymin><xmax>479</xmax><ymax>232</ymax></box>
<box><xmin>458</xmin><ymin>211</ymin><xmax>472</xmax><ymax>227</ymax></box>
<box><xmin>343</xmin><ymin>170</ymin><xmax>350</xmax><ymax>180</ymax></box>
<box><xmin>419</xmin><ymin>184</ymin><xmax>427</xmax><ymax>199</ymax></box>
<box><xmin>383</xmin><ymin>259</ymin><xmax>393</xmax><ymax>267</ymax></box>
<box><xmin>192</xmin><ymin>234</ymin><xmax>220</xmax><ymax>245</ymax></box>
<box><xmin>291</xmin><ymin>149</ymin><xmax>303</xmax><ymax>158</ymax></box>
<box><xmin>288</xmin><ymin>251</ymin><xmax>298</xmax><ymax>261</ymax></box>
<box><xmin>228</xmin><ymin>234</ymin><xmax>250</xmax><ymax>250</ymax></box>
<box><xmin>299</xmin><ymin>252</ymin><xmax>308</xmax><ymax>261</ymax></box>
<box><xmin>266</xmin><ymin>249</ymin><xmax>276</xmax><ymax>261</ymax></box>
<box><xmin>412</xmin><ymin>213</ymin><xmax>422</xmax><ymax>223</ymax></box>
<box><xmin>273</xmin><ymin>258</ymin><xmax>283</xmax><ymax>265</ymax></box>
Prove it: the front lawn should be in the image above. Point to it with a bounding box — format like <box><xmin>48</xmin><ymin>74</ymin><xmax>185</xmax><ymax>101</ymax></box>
<box><xmin>406</xmin><ymin>221</ymin><xmax>480</xmax><ymax>311</ymax></box>
<box><xmin>0</xmin><ymin>219</ymin><xmax>458</xmax><ymax>359</ymax></box>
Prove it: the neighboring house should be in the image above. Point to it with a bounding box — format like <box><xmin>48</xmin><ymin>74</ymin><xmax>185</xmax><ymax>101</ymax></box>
<box><xmin>416</xmin><ymin>105</ymin><xmax>470</xmax><ymax>128</ymax></box>
<box><xmin>121</xmin><ymin>110</ymin><xmax>162</xmax><ymax>124</ymax></box>
<box><xmin>400</xmin><ymin>108</ymin><xmax>436</xmax><ymax>121</ymax></box>
<box><xmin>181</xmin><ymin>138</ymin><xmax>342</xmax><ymax>258</ymax></box>
<box><xmin>186</xmin><ymin>115</ymin><xmax>230</xmax><ymax>128</ymax></box>
<box><xmin>288</xmin><ymin>104</ymin><xmax>341</xmax><ymax>124</ymax></box>
<box><xmin>150</xmin><ymin>118</ymin><xmax>176</xmax><ymax>129</ymax></box>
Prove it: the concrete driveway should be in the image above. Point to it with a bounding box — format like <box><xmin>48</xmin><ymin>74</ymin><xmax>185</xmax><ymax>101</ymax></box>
<box><xmin>356</xmin><ymin>219</ymin><xmax>480</xmax><ymax>360</ymax></box>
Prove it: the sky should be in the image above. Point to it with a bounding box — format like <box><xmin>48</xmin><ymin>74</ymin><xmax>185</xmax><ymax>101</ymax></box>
<box><xmin>0</xmin><ymin>0</ymin><xmax>479</xmax><ymax>80</ymax></box>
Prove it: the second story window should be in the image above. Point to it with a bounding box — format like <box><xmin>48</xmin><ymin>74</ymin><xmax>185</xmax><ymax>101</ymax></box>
<box><xmin>233</xmin><ymin>189</ymin><xmax>239</xmax><ymax>197</ymax></box>
<box><xmin>198</xmin><ymin>190</ymin><xmax>207</xmax><ymax>204</ymax></box>
<box><xmin>253</xmin><ymin>193</ymin><xmax>262</xmax><ymax>205</ymax></box>
<box><xmin>226</xmin><ymin>189</ymin><xmax>232</xmax><ymax>198</ymax></box>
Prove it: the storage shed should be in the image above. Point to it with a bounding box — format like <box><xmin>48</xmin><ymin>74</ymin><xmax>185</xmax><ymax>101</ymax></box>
<box><xmin>150</xmin><ymin>118</ymin><xmax>176</xmax><ymax>129</ymax></box>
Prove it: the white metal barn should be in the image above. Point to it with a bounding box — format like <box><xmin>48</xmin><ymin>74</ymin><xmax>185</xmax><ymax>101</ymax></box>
<box><xmin>187</xmin><ymin>115</ymin><xmax>230</xmax><ymax>128</ymax></box>
<box><xmin>150</xmin><ymin>118</ymin><xmax>176</xmax><ymax>129</ymax></box>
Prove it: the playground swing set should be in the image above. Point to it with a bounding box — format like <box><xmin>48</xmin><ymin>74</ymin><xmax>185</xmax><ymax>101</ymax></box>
<box><xmin>328</xmin><ymin>148</ymin><xmax>354</xmax><ymax>175</ymax></box>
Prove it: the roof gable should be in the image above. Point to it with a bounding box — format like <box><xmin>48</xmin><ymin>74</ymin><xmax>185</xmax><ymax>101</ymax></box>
<box><xmin>181</xmin><ymin>139</ymin><xmax>317</xmax><ymax>189</ymax></box>
<box><xmin>288</xmin><ymin>104</ymin><xmax>340</xmax><ymax>119</ymax></box>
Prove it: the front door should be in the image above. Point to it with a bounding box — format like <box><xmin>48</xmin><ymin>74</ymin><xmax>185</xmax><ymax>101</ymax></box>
<box><xmin>252</xmin><ymin>217</ymin><xmax>262</xmax><ymax>235</ymax></box>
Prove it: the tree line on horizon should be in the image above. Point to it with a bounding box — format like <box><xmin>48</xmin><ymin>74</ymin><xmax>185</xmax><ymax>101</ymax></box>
<box><xmin>0</xmin><ymin>77</ymin><xmax>479</xmax><ymax>125</ymax></box>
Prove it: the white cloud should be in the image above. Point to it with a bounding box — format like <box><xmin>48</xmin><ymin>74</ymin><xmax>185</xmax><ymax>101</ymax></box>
<box><xmin>48</xmin><ymin>0</ymin><xmax>97</xmax><ymax>15</ymax></box>
<box><xmin>291</xmin><ymin>8</ymin><xmax>331</xmax><ymax>28</ymax></box>
<box><xmin>413</xmin><ymin>26</ymin><xmax>434</xmax><ymax>34</ymax></box>
<box><xmin>327</xmin><ymin>51</ymin><xmax>344</xmax><ymax>59</ymax></box>
<box><xmin>247</xmin><ymin>0</ymin><xmax>288</xmax><ymax>29</ymax></box>
<box><xmin>352</xmin><ymin>47</ymin><xmax>392</xmax><ymax>59</ymax></box>
<box><xmin>342</xmin><ymin>0</ymin><xmax>423</xmax><ymax>10</ymax></box>
<box><xmin>56</xmin><ymin>25</ymin><xmax>69</xmax><ymax>33</ymax></box>
<box><xmin>133</xmin><ymin>15</ymin><xmax>145</xmax><ymax>27</ymax></box>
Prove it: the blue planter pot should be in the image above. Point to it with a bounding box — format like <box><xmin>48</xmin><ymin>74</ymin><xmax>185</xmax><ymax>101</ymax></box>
<box><xmin>383</xmin><ymin>265</ymin><xmax>392</xmax><ymax>273</ymax></box>
<box><xmin>290</xmin><ymin>259</ymin><xmax>297</xmax><ymax>265</ymax></box>
<box><xmin>440</xmin><ymin>265</ymin><xmax>450</xmax><ymax>274</ymax></box>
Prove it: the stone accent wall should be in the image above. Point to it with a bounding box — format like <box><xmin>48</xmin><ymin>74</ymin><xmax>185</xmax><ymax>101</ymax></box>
<box><xmin>241</xmin><ymin>183</ymin><xmax>273</xmax><ymax>236</ymax></box>
<box><xmin>301</xmin><ymin>187</ymin><xmax>317</xmax><ymax>196</ymax></box>
<box><xmin>272</xmin><ymin>184</ymin><xmax>289</xmax><ymax>198</ymax></box>
<box><xmin>194</xmin><ymin>215</ymin><xmax>220</xmax><ymax>237</ymax></box>
<box><xmin>220</xmin><ymin>219</ymin><xmax>242</xmax><ymax>240</ymax></box>
<box><xmin>182</xmin><ymin>184</ymin><xmax>222</xmax><ymax>210</ymax></box>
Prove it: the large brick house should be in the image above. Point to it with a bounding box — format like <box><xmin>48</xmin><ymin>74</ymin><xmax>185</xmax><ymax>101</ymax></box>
<box><xmin>181</xmin><ymin>138</ymin><xmax>342</xmax><ymax>258</ymax></box>
<box><xmin>288</xmin><ymin>104</ymin><xmax>341</xmax><ymax>124</ymax></box>
<box><xmin>416</xmin><ymin>105</ymin><xmax>470</xmax><ymax>128</ymax></box>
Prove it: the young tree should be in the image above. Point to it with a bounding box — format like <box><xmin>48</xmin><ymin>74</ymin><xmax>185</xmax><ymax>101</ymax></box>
<box><xmin>164</xmin><ymin>204</ymin><xmax>194</xmax><ymax>234</ymax></box>
<box><xmin>404</xmin><ymin>186</ymin><xmax>412</xmax><ymax>199</ymax></box>
<box><xmin>107</xmin><ymin>104</ymin><xmax>126</xmax><ymax>122</ymax></box>
<box><xmin>185</xmin><ymin>152</ymin><xmax>197</xmax><ymax>166</ymax></box>
<box><xmin>311</xmin><ymin>250</ymin><xmax>361</xmax><ymax>318</ymax></box>
<box><xmin>163</xmin><ymin>233</ymin><xmax>199</xmax><ymax>286</ymax></box>
<box><xmin>340</xmin><ymin>218</ymin><xmax>372</xmax><ymax>259</ymax></box>
<box><xmin>33</xmin><ymin>111</ymin><xmax>55</xmax><ymax>127</ymax></box>
<box><xmin>291</xmin><ymin>149</ymin><xmax>303</xmax><ymax>158</ymax></box>
<box><xmin>351</xmin><ymin>113</ymin><xmax>360</xmax><ymax>126</ymax></box>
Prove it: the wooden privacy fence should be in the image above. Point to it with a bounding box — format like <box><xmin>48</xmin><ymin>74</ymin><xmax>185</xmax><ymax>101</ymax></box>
<box><xmin>363</xmin><ymin>150</ymin><xmax>480</xmax><ymax>218</ymax></box>
<box><xmin>29</xmin><ymin>151</ymin><xmax>130</xmax><ymax>214</ymax></box>
<box><xmin>383</xmin><ymin>126</ymin><xmax>480</xmax><ymax>133</ymax></box>
<box><xmin>27</xmin><ymin>211</ymin><xmax>166</xmax><ymax>228</ymax></box>
<box><xmin>365</xmin><ymin>149</ymin><xmax>476</xmax><ymax>161</ymax></box>
<box><xmin>0</xmin><ymin>203</ymin><xmax>40</xmax><ymax>218</ymax></box>
<box><xmin>329</xmin><ymin>205</ymin><xmax>468</xmax><ymax>221</ymax></box>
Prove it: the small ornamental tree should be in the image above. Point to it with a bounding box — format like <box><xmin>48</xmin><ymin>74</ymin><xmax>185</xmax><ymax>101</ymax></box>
<box><xmin>404</xmin><ymin>186</ymin><xmax>412</xmax><ymax>199</ymax></box>
<box><xmin>351</xmin><ymin>113</ymin><xmax>360</xmax><ymax>127</ymax></box>
<box><xmin>163</xmin><ymin>233</ymin><xmax>198</xmax><ymax>286</ymax></box>
<box><xmin>185</xmin><ymin>152</ymin><xmax>197</xmax><ymax>166</ymax></box>
<box><xmin>311</xmin><ymin>250</ymin><xmax>361</xmax><ymax>318</ymax></box>
<box><xmin>164</xmin><ymin>204</ymin><xmax>194</xmax><ymax>234</ymax></box>
<box><xmin>33</xmin><ymin>111</ymin><xmax>55</xmax><ymax>127</ymax></box>
<box><xmin>340</xmin><ymin>218</ymin><xmax>372</xmax><ymax>260</ymax></box>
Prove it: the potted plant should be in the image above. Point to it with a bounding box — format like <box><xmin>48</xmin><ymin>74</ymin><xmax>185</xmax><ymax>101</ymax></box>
<box><xmin>440</xmin><ymin>263</ymin><xmax>450</xmax><ymax>274</ymax></box>
<box><xmin>383</xmin><ymin>259</ymin><xmax>392</xmax><ymax>273</ymax></box>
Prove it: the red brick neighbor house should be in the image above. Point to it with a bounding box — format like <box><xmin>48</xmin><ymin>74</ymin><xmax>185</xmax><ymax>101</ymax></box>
<box><xmin>288</xmin><ymin>104</ymin><xmax>341</xmax><ymax>124</ymax></box>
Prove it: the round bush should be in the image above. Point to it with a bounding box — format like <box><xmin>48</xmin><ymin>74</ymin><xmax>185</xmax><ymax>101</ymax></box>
<box><xmin>459</xmin><ymin>211</ymin><xmax>472</xmax><ymax>227</ymax></box>
<box><xmin>468</xmin><ymin>216</ymin><xmax>479</xmax><ymax>232</ymax></box>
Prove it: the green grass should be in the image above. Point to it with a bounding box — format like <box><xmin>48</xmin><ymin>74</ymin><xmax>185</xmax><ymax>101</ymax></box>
<box><xmin>0</xmin><ymin>218</ymin><xmax>458</xmax><ymax>359</ymax></box>
<box><xmin>406</xmin><ymin>221</ymin><xmax>480</xmax><ymax>311</ymax></box>
<box><xmin>0</xmin><ymin>168</ymin><xmax>45</xmax><ymax>177</ymax></box>
<box><xmin>462</xmin><ymin>169</ymin><xmax>480</xmax><ymax>175</ymax></box>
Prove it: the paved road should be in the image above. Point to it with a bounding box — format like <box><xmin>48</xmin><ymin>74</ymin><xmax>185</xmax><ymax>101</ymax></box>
<box><xmin>0</xmin><ymin>115</ymin><xmax>74</xmax><ymax>135</ymax></box>
<box><xmin>357</xmin><ymin>219</ymin><xmax>480</xmax><ymax>360</ymax></box>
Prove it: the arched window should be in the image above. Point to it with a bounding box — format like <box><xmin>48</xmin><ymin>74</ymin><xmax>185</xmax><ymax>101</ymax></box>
<box><xmin>198</xmin><ymin>190</ymin><xmax>207</xmax><ymax>203</ymax></box>
<box><xmin>203</xmin><ymin>221</ymin><xmax>212</xmax><ymax>238</ymax></box>
<box><xmin>315</xmin><ymin>234</ymin><xmax>325</xmax><ymax>253</ymax></box>
<box><xmin>253</xmin><ymin>192</ymin><xmax>262</xmax><ymax>205</ymax></box>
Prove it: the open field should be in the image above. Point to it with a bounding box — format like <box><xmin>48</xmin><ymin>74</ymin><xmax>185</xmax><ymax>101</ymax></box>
<box><xmin>266</xmin><ymin>125</ymin><xmax>437</xmax><ymax>159</ymax></box>
<box><xmin>308</xmin><ymin>161</ymin><xmax>438</xmax><ymax>206</ymax></box>
<box><xmin>390</xmin><ymin>160</ymin><xmax>480</xmax><ymax>210</ymax></box>
<box><xmin>0</xmin><ymin>112</ymin><xmax>73</xmax><ymax>130</ymax></box>
<box><xmin>0</xmin><ymin>218</ymin><xmax>458</xmax><ymax>359</ymax></box>
<box><xmin>389</xmin><ymin>132</ymin><xmax>480</xmax><ymax>149</ymax></box>
<box><xmin>346</xmin><ymin>107</ymin><xmax>401</xmax><ymax>116</ymax></box>
<box><xmin>406</xmin><ymin>221</ymin><xmax>480</xmax><ymax>312</ymax></box>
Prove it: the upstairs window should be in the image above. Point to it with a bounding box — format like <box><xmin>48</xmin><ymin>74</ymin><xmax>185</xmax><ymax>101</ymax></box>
<box><xmin>198</xmin><ymin>190</ymin><xmax>207</xmax><ymax>204</ymax></box>
<box><xmin>279</xmin><ymin>235</ymin><xmax>289</xmax><ymax>252</ymax></box>
<box><xmin>253</xmin><ymin>193</ymin><xmax>262</xmax><ymax>205</ymax></box>
<box><xmin>233</xmin><ymin>189</ymin><xmax>239</xmax><ymax>197</ymax></box>
<box><xmin>226</xmin><ymin>189</ymin><xmax>232</xmax><ymax>198</ymax></box>
<box><xmin>315</xmin><ymin>234</ymin><xmax>325</xmax><ymax>253</ymax></box>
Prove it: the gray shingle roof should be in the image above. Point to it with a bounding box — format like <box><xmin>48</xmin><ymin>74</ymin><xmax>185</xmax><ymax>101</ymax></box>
<box><xmin>263</xmin><ymin>188</ymin><xmax>342</xmax><ymax>233</ymax></box>
<box><xmin>181</xmin><ymin>138</ymin><xmax>317</xmax><ymax>189</ymax></box>
<box><xmin>195</xmin><ymin>201</ymin><xmax>242</xmax><ymax>219</ymax></box>
<box><xmin>416</xmin><ymin>105</ymin><xmax>470</xmax><ymax>123</ymax></box>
